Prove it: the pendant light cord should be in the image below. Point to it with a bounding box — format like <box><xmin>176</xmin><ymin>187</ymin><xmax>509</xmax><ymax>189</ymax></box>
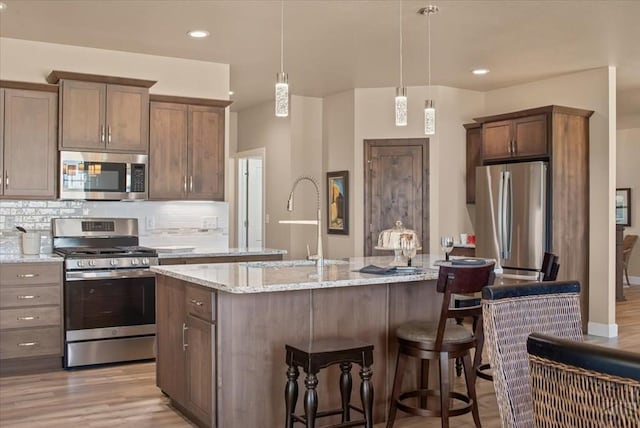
<box><xmin>399</xmin><ymin>0</ymin><xmax>404</xmax><ymax>87</ymax></box>
<box><xmin>427</xmin><ymin>8</ymin><xmax>431</xmax><ymax>89</ymax></box>
<box><xmin>280</xmin><ymin>0</ymin><xmax>284</xmax><ymax>73</ymax></box>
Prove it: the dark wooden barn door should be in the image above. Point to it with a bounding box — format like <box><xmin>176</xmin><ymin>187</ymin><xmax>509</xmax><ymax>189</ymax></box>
<box><xmin>364</xmin><ymin>139</ymin><xmax>429</xmax><ymax>256</ymax></box>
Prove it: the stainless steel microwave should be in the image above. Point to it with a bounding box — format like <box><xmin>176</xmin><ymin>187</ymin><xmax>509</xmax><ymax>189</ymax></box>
<box><xmin>59</xmin><ymin>151</ymin><xmax>148</xmax><ymax>200</ymax></box>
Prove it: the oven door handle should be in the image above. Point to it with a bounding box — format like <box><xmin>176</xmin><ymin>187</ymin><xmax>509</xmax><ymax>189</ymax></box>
<box><xmin>65</xmin><ymin>269</ymin><xmax>156</xmax><ymax>281</ymax></box>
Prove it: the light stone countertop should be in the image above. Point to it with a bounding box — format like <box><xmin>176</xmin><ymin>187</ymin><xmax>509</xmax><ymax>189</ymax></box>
<box><xmin>0</xmin><ymin>253</ymin><xmax>63</xmax><ymax>263</ymax></box>
<box><xmin>151</xmin><ymin>254</ymin><xmax>442</xmax><ymax>294</ymax></box>
<box><xmin>154</xmin><ymin>247</ymin><xmax>287</xmax><ymax>259</ymax></box>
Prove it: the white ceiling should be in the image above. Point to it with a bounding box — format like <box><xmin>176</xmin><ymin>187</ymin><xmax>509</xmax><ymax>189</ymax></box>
<box><xmin>1</xmin><ymin>0</ymin><xmax>639</xmax><ymax>114</ymax></box>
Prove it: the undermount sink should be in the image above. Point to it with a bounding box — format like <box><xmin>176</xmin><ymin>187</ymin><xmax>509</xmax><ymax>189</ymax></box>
<box><xmin>245</xmin><ymin>259</ymin><xmax>349</xmax><ymax>268</ymax></box>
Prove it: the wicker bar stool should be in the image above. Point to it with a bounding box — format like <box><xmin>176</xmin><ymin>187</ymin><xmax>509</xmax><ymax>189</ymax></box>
<box><xmin>386</xmin><ymin>262</ymin><xmax>495</xmax><ymax>428</ymax></box>
<box><xmin>482</xmin><ymin>281</ymin><xmax>583</xmax><ymax>428</ymax></box>
<box><xmin>527</xmin><ymin>333</ymin><xmax>640</xmax><ymax>427</ymax></box>
<box><xmin>285</xmin><ymin>338</ymin><xmax>374</xmax><ymax>428</ymax></box>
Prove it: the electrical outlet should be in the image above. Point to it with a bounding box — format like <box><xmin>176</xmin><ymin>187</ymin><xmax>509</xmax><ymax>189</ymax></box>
<box><xmin>202</xmin><ymin>216</ymin><xmax>217</xmax><ymax>229</ymax></box>
<box><xmin>145</xmin><ymin>216</ymin><xmax>155</xmax><ymax>230</ymax></box>
<box><xmin>265</xmin><ymin>214</ymin><xmax>270</xmax><ymax>224</ymax></box>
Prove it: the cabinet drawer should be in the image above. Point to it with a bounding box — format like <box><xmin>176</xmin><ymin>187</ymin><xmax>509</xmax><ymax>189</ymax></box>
<box><xmin>0</xmin><ymin>306</ymin><xmax>60</xmax><ymax>329</ymax></box>
<box><xmin>186</xmin><ymin>286</ymin><xmax>215</xmax><ymax>321</ymax></box>
<box><xmin>0</xmin><ymin>286</ymin><xmax>60</xmax><ymax>308</ymax></box>
<box><xmin>0</xmin><ymin>326</ymin><xmax>62</xmax><ymax>359</ymax></box>
<box><xmin>0</xmin><ymin>263</ymin><xmax>62</xmax><ymax>287</ymax></box>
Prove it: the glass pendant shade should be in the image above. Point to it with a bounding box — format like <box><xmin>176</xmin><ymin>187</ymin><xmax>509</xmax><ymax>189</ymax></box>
<box><xmin>395</xmin><ymin>87</ymin><xmax>408</xmax><ymax>127</ymax></box>
<box><xmin>424</xmin><ymin>99</ymin><xmax>435</xmax><ymax>135</ymax></box>
<box><xmin>275</xmin><ymin>72</ymin><xmax>289</xmax><ymax>117</ymax></box>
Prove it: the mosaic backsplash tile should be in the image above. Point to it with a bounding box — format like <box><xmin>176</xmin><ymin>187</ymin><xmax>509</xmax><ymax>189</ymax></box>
<box><xmin>0</xmin><ymin>200</ymin><xmax>229</xmax><ymax>254</ymax></box>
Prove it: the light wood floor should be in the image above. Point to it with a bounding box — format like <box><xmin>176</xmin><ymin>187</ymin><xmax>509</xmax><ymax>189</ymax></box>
<box><xmin>1</xmin><ymin>287</ymin><xmax>638</xmax><ymax>428</ymax></box>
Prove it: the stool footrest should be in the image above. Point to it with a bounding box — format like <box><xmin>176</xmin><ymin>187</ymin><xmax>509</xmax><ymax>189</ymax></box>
<box><xmin>396</xmin><ymin>389</ymin><xmax>473</xmax><ymax>417</ymax></box>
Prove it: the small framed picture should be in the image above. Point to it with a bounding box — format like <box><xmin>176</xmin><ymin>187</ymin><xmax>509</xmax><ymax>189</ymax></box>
<box><xmin>616</xmin><ymin>188</ymin><xmax>631</xmax><ymax>226</ymax></box>
<box><xmin>327</xmin><ymin>171</ymin><xmax>349</xmax><ymax>235</ymax></box>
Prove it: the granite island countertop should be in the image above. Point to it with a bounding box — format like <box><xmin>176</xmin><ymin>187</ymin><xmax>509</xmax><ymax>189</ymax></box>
<box><xmin>151</xmin><ymin>254</ymin><xmax>441</xmax><ymax>294</ymax></box>
<box><xmin>153</xmin><ymin>246</ymin><xmax>287</xmax><ymax>259</ymax></box>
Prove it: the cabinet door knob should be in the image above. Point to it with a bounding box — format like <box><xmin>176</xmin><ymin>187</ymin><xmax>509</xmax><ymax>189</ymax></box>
<box><xmin>17</xmin><ymin>316</ymin><xmax>39</xmax><ymax>321</ymax></box>
<box><xmin>5</xmin><ymin>171</ymin><xmax>8</xmax><ymax>189</ymax></box>
<box><xmin>17</xmin><ymin>342</ymin><xmax>38</xmax><ymax>347</ymax></box>
<box><xmin>101</xmin><ymin>125</ymin><xmax>106</xmax><ymax>143</ymax></box>
<box><xmin>183</xmin><ymin>176</ymin><xmax>187</xmax><ymax>192</ymax></box>
<box><xmin>189</xmin><ymin>176</ymin><xmax>193</xmax><ymax>192</ymax></box>
<box><xmin>17</xmin><ymin>295</ymin><xmax>38</xmax><ymax>300</ymax></box>
<box><xmin>108</xmin><ymin>126</ymin><xmax>112</xmax><ymax>144</ymax></box>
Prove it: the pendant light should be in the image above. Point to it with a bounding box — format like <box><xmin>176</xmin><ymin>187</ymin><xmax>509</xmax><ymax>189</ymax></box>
<box><xmin>275</xmin><ymin>0</ymin><xmax>289</xmax><ymax>117</ymax></box>
<box><xmin>419</xmin><ymin>5</ymin><xmax>438</xmax><ymax>135</ymax></box>
<box><xmin>395</xmin><ymin>0</ymin><xmax>407</xmax><ymax>127</ymax></box>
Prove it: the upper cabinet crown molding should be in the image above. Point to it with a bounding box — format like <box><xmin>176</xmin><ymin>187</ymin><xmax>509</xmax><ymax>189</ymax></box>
<box><xmin>0</xmin><ymin>80</ymin><xmax>59</xmax><ymax>93</ymax></box>
<box><xmin>46</xmin><ymin>70</ymin><xmax>157</xmax><ymax>88</ymax></box>
<box><xmin>150</xmin><ymin>94</ymin><xmax>232</xmax><ymax>108</ymax></box>
<box><xmin>473</xmin><ymin>105</ymin><xmax>594</xmax><ymax>124</ymax></box>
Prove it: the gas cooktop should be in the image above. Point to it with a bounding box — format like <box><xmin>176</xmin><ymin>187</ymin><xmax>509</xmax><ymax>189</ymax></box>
<box><xmin>55</xmin><ymin>246</ymin><xmax>157</xmax><ymax>258</ymax></box>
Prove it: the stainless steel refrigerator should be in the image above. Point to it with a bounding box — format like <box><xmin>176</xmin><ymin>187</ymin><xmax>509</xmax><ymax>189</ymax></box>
<box><xmin>475</xmin><ymin>161</ymin><xmax>548</xmax><ymax>274</ymax></box>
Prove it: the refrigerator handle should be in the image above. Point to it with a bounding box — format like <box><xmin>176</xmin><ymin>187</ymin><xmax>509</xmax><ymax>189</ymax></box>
<box><xmin>498</xmin><ymin>171</ymin><xmax>505</xmax><ymax>259</ymax></box>
<box><xmin>505</xmin><ymin>171</ymin><xmax>513</xmax><ymax>259</ymax></box>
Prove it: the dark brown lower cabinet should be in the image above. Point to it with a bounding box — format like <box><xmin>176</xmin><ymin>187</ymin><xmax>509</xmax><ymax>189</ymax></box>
<box><xmin>156</xmin><ymin>276</ymin><xmax>216</xmax><ymax>428</ymax></box>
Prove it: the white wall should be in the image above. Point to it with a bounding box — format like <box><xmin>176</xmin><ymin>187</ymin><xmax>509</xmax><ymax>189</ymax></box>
<box><xmin>483</xmin><ymin>67</ymin><xmax>614</xmax><ymax>336</ymax></box>
<box><xmin>237</xmin><ymin>101</ymin><xmax>292</xmax><ymax>256</ymax></box>
<box><xmin>617</xmin><ymin>127</ymin><xmax>640</xmax><ymax>279</ymax></box>
<box><xmin>352</xmin><ymin>85</ymin><xmax>484</xmax><ymax>256</ymax></box>
<box><xmin>0</xmin><ymin>38</ymin><xmax>229</xmax><ymax>99</ymax></box>
<box><xmin>323</xmin><ymin>90</ymin><xmax>355</xmax><ymax>258</ymax></box>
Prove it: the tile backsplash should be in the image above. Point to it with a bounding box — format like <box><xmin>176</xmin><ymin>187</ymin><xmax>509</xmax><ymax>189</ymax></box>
<box><xmin>0</xmin><ymin>200</ymin><xmax>229</xmax><ymax>254</ymax></box>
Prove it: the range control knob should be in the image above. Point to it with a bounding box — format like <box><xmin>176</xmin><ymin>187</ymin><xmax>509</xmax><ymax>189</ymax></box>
<box><xmin>88</xmin><ymin>260</ymin><xmax>96</xmax><ymax>267</ymax></box>
<box><xmin>76</xmin><ymin>260</ymin><xmax>85</xmax><ymax>268</ymax></box>
<box><xmin>110</xmin><ymin>259</ymin><xmax>118</xmax><ymax>266</ymax></box>
<box><xmin>131</xmin><ymin>258</ymin><xmax>139</xmax><ymax>266</ymax></box>
<box><xmin>141</xmin><ymin>258</ymin><xmax>149</xmax><ymax>265</ymax></box>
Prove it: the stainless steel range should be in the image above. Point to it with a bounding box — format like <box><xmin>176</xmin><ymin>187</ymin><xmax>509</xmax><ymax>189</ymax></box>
<box><xmin>53</xmin><ymin>218</ymin><xmax>158</xmax><ymax>368</ymax></box>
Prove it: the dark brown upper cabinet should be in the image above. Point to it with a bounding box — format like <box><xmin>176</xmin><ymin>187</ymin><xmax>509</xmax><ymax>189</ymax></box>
<box><xmin>149</xmin><ymin>95</ymin><xmax>231</xmax><ymax>201</ymax></box>
<box><xmin>481</xmin><ymin>114</ymin><xmax>548</xmax><ymax>162</ymax></box>
<box><xmin>0</xmin><ymin>82</ymin><xmax>58</xmax><ymax>199</ymax></box>
<box><xmin>464</xmin><ymin>123</ymin><xmax>482</xmax><ymax>204</ymax></box>
<box><xmin>47</xmin><ymin>71</ymin><xmax>156</xmax><ymax>154</ymax></box>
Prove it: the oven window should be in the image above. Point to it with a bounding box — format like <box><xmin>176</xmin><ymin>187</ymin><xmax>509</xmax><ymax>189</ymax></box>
<box><xmin>65</xmin><ymin>277</ymin><xmax>155</xmax><ymax>330</ymax></box>
<box><xmin>62</xmin><ymin>161</ymin><xmax>127</xmax><ymax>193</ymax></box>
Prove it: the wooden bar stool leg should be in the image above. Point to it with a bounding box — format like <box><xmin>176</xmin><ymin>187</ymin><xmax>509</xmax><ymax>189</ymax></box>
<box><xmin>360</xmin><ymin>364</ymin><xmax>374</xmax><ymax>428</ymax></box>
<box><xmin>439</xmin><ymin>352</ymin><xmax>451</xmax><ymax>428</ymax></box>
<box><xmin>285</xmin><ymin>364</ymin><xmax>299</xmax><ymax>428</ymax></box>
<box><xmin>420</xmin><ymin>359</ymin><xmax>430</xmax><ymax>409</ymax></box>
<box><xmin>304</xmin><ymin>372</ymin><xmax>319</xmax><ymax>428</ymax></box>
<box><xmin>339</xmin><ymin>362</ymin><xmax>353</xmax><ymax>422</ymax></box>
<box><xmin>386</xmin><ymin>352</ymin><xmax>407</xmax><ymax>428</ymax></box>
<box><xmin>462</xmin><ymin>352</ymin><xmax>482</xmax><ymax>428</ymax></box>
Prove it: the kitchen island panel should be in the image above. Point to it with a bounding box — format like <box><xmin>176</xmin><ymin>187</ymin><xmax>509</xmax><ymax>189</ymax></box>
<box><xmin>217</xmin><ymin>288</ymin><xmax>311</xmax><ymax>428</ymax></box>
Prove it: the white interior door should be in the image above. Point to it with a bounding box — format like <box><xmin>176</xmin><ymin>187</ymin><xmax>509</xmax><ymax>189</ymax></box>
<box><xmin>236</xmin><ymin>150</ymin><xmax>265</xmax><ymax>248</ymax></box>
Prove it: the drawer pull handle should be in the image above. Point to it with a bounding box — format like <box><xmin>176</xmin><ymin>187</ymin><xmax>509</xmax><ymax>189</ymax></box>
<box><xmin>190</xmin><ymin>299</ymin><xmax>204</xmax><ymax>306</ymax></box>
<box><xmin>17</xmin><ymin>342</ymin><xmax>38</xmax><ymax>347</ymax></box>
<box><xmin>17</xmin><ymin>273</ymin><xmax>39</xmax><ymax>278</ymax></box>
<box><xmin>182</xmin><ymin>322</ymin><xmax>189</xmax><ymax>351</ymax></box>
<box><xmin>17</xmin><ymin>295</ymin><xmax>39</xmax><ymax>300</ymax></box>
<box><xmin>17</xmin><ymin>316</ymin><xmax>39</xmax><ymax>321</ymax></box>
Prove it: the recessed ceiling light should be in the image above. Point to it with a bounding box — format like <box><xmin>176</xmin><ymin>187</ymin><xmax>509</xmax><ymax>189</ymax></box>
<box><xmin>228</xmin><ymin>91</ymin><xmax>235</xmax><ymax>96</ymax></box>
<box><xmin>0</xmin><ymin>2</ymin><xmax>7</xmax><ymax>11</ymax></box>
<box><xmin>472</xmin><ymin>68</ymin><xmax>490</xmax><ymax>75</ymax></box>
<box><xmin>187</xmin><ymin>30</ymin><xmax>209</xmax><ymax>39</ymax></box>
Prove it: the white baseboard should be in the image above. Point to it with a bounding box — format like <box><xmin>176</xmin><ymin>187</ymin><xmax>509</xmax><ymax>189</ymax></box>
<box><xmin>587</xmin><ymin>321</ymin><xmax>618</xmax><ymax>338</ymax></box>
<box><xmin>627</xmin><ymin>275</ymin><xmax>640</xmax><ymax>286</ymax></box>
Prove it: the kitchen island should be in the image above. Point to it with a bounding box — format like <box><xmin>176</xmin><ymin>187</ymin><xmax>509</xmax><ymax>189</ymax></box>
<box><xmin>151</xmin><ymin>255</ymin><xmax>442</xmax><ymax>427</ymax></box>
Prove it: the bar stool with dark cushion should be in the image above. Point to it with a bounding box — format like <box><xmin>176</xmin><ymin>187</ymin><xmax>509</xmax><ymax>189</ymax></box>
<box><xmin>386</xmin><ymin>262</ymin><xmax>495</xmax><ymax>428</ymax></box>
<box><xmin>285</xmin><ymin>338</ymin><xmax>374</xmax><ymax>428</ymax></box>
<box><xmin>454</xmin><ymin>252</ymin><xmax>559</xmax><ymax>379</ymax></box>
